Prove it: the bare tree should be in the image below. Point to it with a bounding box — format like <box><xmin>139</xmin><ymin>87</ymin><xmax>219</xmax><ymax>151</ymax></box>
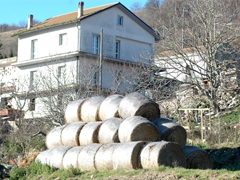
<box><xmin>154</xmin><ymin>0</ymin><xmax>240</xmax><ymax>113</ymax></box>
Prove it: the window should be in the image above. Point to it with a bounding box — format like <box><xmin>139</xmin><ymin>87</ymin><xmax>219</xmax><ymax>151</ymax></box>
<box><xmin>92</xmin><ymin>35</ymin><xmax>100</xmax><ymax>55</ymax></box>
<box><xmin>29</xmin><ymin>98</ymin><xmax>35</xmax><ymax>111</ymax></box>
<box><xmin>92</xmin><ymin>71</ymin><xmax>99</xmax><ymax>85</ymax></box>
<box><xmin>31</xmin><ymin>39</ymin><xmax>38</xmax><ymax>59</ymax></box>
<box><xmin>57</xmin><ymin>66</ymin><xmax>66</xmax><ymax>85</ymax></box>
<box><xmin>30</xmin><ymin>71</ymin><xmax>37</xmax><ymax>90</ymax></box>
<box><xmin>59</xmin><ymin>33</ymin><xmax>67</xmax><ymax>45</ymax></box>
<box><xmin>116</xmin><ymin>69</ymin><xmax>122</xmax><ymax>81</ymax></box>
<box><xmin>115</xmin><ymin>40</ymin><xmax>120</xmax><ymax>59</ymax></box>
<box><xmin>117</xmin><ymin>16</ymin><xmax>123</xmax><ymax>26</ymax></box>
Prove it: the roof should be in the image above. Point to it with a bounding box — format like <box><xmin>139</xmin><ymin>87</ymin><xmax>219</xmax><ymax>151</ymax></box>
<box><xmin>14</xmin><ymin>2</ymin><xmax>159</xmax><ymax>40</ymax></box>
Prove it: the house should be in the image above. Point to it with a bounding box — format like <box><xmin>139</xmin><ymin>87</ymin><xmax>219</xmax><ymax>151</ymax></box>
<box><xmin>8</xmin><ymin>2</ymin><xmax>158</xmax><ymax>121</ymax></box>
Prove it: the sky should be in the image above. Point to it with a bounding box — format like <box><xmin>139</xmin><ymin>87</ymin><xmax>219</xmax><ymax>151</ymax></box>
<box><xmin>0</xmin><ymin>0</ymin><xmax>147</xmax><ymax>25</ymax></box>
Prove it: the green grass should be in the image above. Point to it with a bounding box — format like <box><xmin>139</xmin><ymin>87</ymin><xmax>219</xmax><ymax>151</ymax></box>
<box><xmin>8</xmin><ymin>162</ymin><xmax>240</xmax><ymax>180</ymax></box>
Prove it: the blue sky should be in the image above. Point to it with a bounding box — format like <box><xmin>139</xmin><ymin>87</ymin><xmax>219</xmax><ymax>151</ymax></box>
<box><xmin>1</xmin><ymin>0</ymin><xmax>147</xmax><ymax>25</ymax></box>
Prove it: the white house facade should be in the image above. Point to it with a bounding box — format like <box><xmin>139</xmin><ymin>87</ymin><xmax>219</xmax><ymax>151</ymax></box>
<box><xmin>6</xmin><ymin>2</ymin><xmax>158</xmax><ymax>120</ymax></box>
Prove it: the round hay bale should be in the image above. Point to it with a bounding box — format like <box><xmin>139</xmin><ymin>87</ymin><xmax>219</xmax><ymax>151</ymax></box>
<box><xmin>95</xmin><ymin>143</ymin><xmax>119</xmax><ymax>170</ymax></box>
<box><xmin>118</xmin><ymin>92</ymin><xmax>160</xmax><ymax>120</ymax></box>
<box><xmin>48</xmin><ymin>146</ymin><xmax>72</xmax><ymax>169</ymax></box>
<box><xmin>79</xmin><ymin>122</ymin><xmax>102</xmax><ymax>146</ymax></box>
<box><xmin>36</xmin><ymin>149</ymin><xmax>51</xmax><ymax>165</ymax></box>
<box><xmin>152</xmin><ymin>118</ymin><xmax>187</xmax><ymax>146</ymax></box>
<box><xmin>62</xmin><ymin>146</ymin><xmax>84</xmax><ymax>169</ymax></box>
<box><xmin>61</xmin><ymin>122</ymin><xmax>86</xmax><ymax>146</ymax></box>
<box><xmin>65</xmin><ymin>99</ymin><xmax>86</xmax><ymax>124</ymax></box>
<box><xmin>80</xmin><ymin>96</ymin><xmax>105</xmax><ymax>122</ymax></box>
<box><xmin>182</xmin><ymin>146</ymin><xmax>212</xmax><ymax>169</ymax></box>
<box><xmin>98</xmin><ymin>94</ymin><xmax>123</xmax><ymax>121</ymax></box>
<box><xmin>140</xmin><ymin>141</ymin><xmax>186</xmax><ymax>169</ymax></box>
<box><xmin>37</xmin><ymin>146</ymin><xmax>72</xmax><ymax>169</ymax></box>
<box><xmin>112</xmin><ymin>141</ymin><xmax>146</xmax><ymax>170</ymax></box>
<box><xmin>118</xmin><ymin>116</ymin><xmax>160</xmax><ymax>143</ymax></box>
<box><xmin>78</xmin><ymin>143</ymin><xmax>102</xmax><ymax>171</ymax></box>
<box><xmin>98</xmin><ymin>118</ymin><xmax>123</xmax><ymax>144</ymax></box>
<box><xmin>45</xmin><ymin>125</ymin><xmax>66</xmax><ymax>149</ymax></box>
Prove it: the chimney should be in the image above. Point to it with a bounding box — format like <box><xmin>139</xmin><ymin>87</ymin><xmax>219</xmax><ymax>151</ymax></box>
<box><xmin>27</xmin><ymin>14</ymin><xmax>33</xmax><ymax>29</ymax></box>
<box><xmin>78</xmin><ymin>2</ymin><xmax>84</xmax><ymax>18</ymax></box>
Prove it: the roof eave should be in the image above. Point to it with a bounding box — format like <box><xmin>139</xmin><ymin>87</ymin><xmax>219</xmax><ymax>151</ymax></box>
<box><xmin>13</xmin><ymin>19</ymin><xmax>80</xmax><ymax>36</ymax></box>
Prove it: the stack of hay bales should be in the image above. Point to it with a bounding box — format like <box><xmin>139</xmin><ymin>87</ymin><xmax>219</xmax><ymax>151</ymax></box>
<box><xmin>37</xmin><ymin>92</ymin><xmax>212</xmax><ymax>170</ymax></box>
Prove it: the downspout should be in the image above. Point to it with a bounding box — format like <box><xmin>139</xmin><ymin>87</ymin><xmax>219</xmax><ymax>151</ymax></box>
<box><xmin>76</xmin><ymin>21</ymin><xmax>81</xmax><ymax>85</ymax></box>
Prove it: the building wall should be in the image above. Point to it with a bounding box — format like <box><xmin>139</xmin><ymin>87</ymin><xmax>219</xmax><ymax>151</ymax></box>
<box><xmin>155</xmin><ymin>53</ymin><xmax>206</xmax><ymax>82</ymax></box>
<box><xmin>80</xmin><ymin>7</ymin><xmax>154</xmax><ymax>62</ymax></box>
<box><xmin>17</xmin><ymin>24</ymin><xmax>78</xmax><ymax>62</ymax></box>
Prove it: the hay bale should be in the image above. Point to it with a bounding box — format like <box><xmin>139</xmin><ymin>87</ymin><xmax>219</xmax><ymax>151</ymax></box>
<box><xmin>118</xmin><ymin>116</ymin><xmax>160</xmax><ymax>143</ymax></box>
<box><xmin>62</xmin><ymin>146</ymin><xmax>83</xmax><ymax>169</ymax></box>
<box><xmin>98</xmin><ymin>94</ymin><xmax>123</xmax><ymax>121</ymax></box>
<box><xmin>79</xmin><ymin>122</ymin><xmax>102</xmax><ymax>145</ymax></box>
<box><xmin>61</xmin><ymin>122</ymin><xmax>86</xmax><ymax>146</ymax></box>
<box><xmin>36</xmin><ymin>149</ymin><xmax>51</xmax><ymax>165</ymax></box>
<box><xmin>78</xmin><ymin>143</ymin><xmax>102</xmax><ymax>171</ymax></box>
<box><xmin>182</xmin><ymin>146</ymin><xmax>212</xmax><ymax>169</ymax></box>
<box><xmin>48</xmin><ymin>146</ymin><xmax>72</xmax><ymax>169</ymax></box>
<box><xmin>64</xmin><ymin>99</ymin><xmax>86</xmax><ymax>124</ymax></box>
<box><xmin>112</xmin><ymin>141</ymin><xmax>146</xmax><ymax>170</ymax></box>
<box><xmin>98</xmin><ymin>118</ymin><xmax>123</xmax><ymax>144</ymax></box>
<box><xmin>80</xmin><ymin>96</ymin><xmax>105</xmax><ymax>122</ymax></box>
<box><xmin>152</xmin><ymin>118</ymin><xmax>187</xmax><ymax>146</ymax></box>
<box><xmin>45</xmin><ymin>125</ymin><xmax>66</xmax><ymax>149</ymax></box>
<box><xmin>140</xmin><ymin>141</ymin><xmax>186</xmax><ymax>169</ymax></box>
<box><xmin>95</xmin><ymin>143</ymin><xmax>119</xmax><ymax>170</ymax></box>
<box><xmin>118</xmin><ymin>92</ymin><xmax>160</xmax><ymax>120</ymax></box>
<box><xmin>36</xmin><ymin>146</ymin><xmax>72</xmax><ymax>169</ymax></box>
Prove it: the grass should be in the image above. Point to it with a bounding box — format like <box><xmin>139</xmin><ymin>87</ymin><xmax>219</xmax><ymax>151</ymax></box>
<box><xmin>8</xmin><ymin>162</ymin><xmax>240</xmax><ymax>180</ymax></box>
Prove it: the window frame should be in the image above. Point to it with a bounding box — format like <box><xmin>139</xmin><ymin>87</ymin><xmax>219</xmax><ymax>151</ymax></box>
<box><xmin>30</xmin><ymin>70</ymin><xmax>37</xmax><ymax>90</ymax></box>
<box><xmin>92</xmin><ymin>71</ymin><xmax>99</xmax><ymax>85</ymax></box>
<box><xmin>117</xmin><ymin>16</ymin><xmax>123</xmax><ymax>26</ymax></box>
<box><xmin>115</xmin><ymin>40</ymin><xmax>120</xmax><ymax>59</ymax></box>
<box><xmin>29</xmin><ymin>98</ymin><xmax>36</xmax><ymax>111</ymax></box>
<box><xmin>31</xmin><ymin>39</ymin><xmax>38</xmax><ymax>59</ymax></box>
<box><xmin>59</xmin><ymin>33</ymin><xmax>67</xmax><ymax>46</ymax></box>
<box><xmin>92</xmin><ymin>34</ymin><xmax>100</xmax><ymax>55</ymax></box>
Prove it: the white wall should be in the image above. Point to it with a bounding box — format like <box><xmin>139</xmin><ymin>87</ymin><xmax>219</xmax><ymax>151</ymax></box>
<box><xmin>18</xmin><ymin>24</ymin><xmax>78</xmax><ymax>62</ymax></box>
<box><xmin>155</xmin><ymin>53</ymin><xmax>206</xmax><ymax>82</ymax></box>
<box><xmin>80</xmin><ymin>7</ymin><xmax>154</xmax><ymax>62</ymax></box>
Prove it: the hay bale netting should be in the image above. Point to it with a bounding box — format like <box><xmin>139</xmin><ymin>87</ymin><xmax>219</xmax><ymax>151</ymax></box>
<box><xmin>62</xmin><ymin>146</ymin><xmax>84</xmax><ymax>169</ymax></box>
<box><xmin>98</xmin><ymin>118</ymin><xmax>123</xmax><ymax>144</ymax></box>
<box><xmin>152</xmin><ymin>118</ymin><xmax>187</xmax><ymax>146</ymax></box>
<box><xmin>95</xmin><ymin>143</ymin><xmax>119</xmax><ymax>170</ymax></box>
<box><xmin>182</xmin><ymin>146</ymin><xmax>213</xmax><ymax>169</ymax></box>
<box><xmin>78</xmin><ymin>143</ymin><xmax>102</xmax><ymax>171</ymax></box>
<box><xmin>98</xmin><ymin>94</ymin><xmax>123</xmax><ymax>121</ymax></box>
<box><xmin>45</xmin><ymin>125</ymin><xmax>66</xmax><ymax>149</ymax></box>
<box><xmin>140</xmin><ymin>141</ymin><xmax>186</xmax><ymax>169</ymax></box>
<box><xmin>61</xmin><ymin>122</ymin><xmax>86</xmax><ymax>146</ymax></box>
<box><xmin>65</xmin><ymin>99</ymin><xmax>86</xmax><ymax>124</ymax></box>
<box><xmin>118</xmin><ymin>92</ymin><xmax>160</xmax><ymax>120</ymax></box>
<box><xmin>118</xmin><ymin>116</ymin><xmax>160</xmax><ymax>143</ymax></box>
<box><xmin>112</xmin><ymin>141</ymin><xmax>146</xmax><ymax>170</ymax></box>
<box><xmin>79</xmin><ymin>122</ymin><xmax>102</xmax><ymax>146</ymax></box>
<box><xmin>80</xmin><ymin>96</ymin><xmax>105</xmax><ymax>122</ymax></box>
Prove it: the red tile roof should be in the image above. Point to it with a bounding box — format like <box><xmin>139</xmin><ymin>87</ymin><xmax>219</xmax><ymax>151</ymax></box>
<box><xmin>15</xmin><ymin>2</ymin><xmax>119</xmax><ymax>35</ymax></box>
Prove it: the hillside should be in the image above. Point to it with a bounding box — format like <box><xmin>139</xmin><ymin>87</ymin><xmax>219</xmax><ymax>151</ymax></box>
<box><xmin>0</xmin><ymin>29</ymin><xmax>19</xmax><ymax>58</ymax></box>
